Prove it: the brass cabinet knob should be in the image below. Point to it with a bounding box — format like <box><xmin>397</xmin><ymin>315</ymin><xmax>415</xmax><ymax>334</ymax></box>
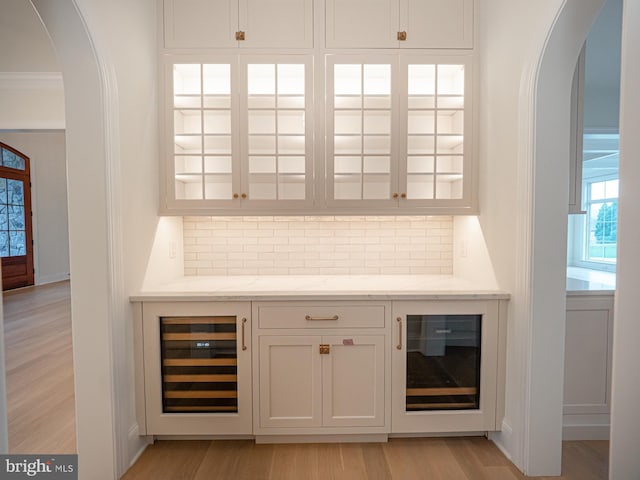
<box><xmin>401</xmin><ymin>193</ymin><xmax>407</xmax><ymax>199</ymax></box>
<box><xmin>397</xmin><ymin>31</ymin><xmax>407</xmax><ymax>41</ymax></box>
<box><xmin>393</xmin><ymin>193</ymin><xmax>399</xmax><ymax>199</ymax></box>
<box><xmin>235</xmin><ymin>31</ymin><xmax>245</xmax><ymax>41</ymax></box>
<box><xmin>233</xmin><ymin>193</ymin><xmax>239</xmax><ymax>199</ymax></box>
<box><xmin>241</xmin><ymin>193</ymin><xmax>247</xmax><ymax>199</ymax></box>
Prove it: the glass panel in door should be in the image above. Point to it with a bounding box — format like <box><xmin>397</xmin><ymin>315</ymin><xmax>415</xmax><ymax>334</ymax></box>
<box><xmin>161</xmin><ymin>316</ymin><xmax>238</xmax><ymax>413</ymax></box>
<box><xmin>173</xmin><ymin>63</ymin><xmax>234</xmax><ymax>200</ymax></box>
<box><xmin>333</xmin><ymin>63</ymin><xmax>392</xmax><ymax>200</ymax></box>
<box><xmin>405</xmin><ymin>314</ymin><xmax>481</xmax><ymax>410</ymax></box>
<box><xmin>406</xmin><ymin>63</ymin><xmax>465</xmax><ymax>200</ymax></box>
<box><xmin>246</xmin><ymin>62</ymin><xmax>307</xmax><ymax>201</ymax></box>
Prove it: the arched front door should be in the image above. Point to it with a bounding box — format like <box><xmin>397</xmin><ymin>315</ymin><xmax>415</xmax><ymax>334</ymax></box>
<box><xmin>0</xmin><ymin>142</ymin><xmax>34</xmax><ymax>290</ymax></box>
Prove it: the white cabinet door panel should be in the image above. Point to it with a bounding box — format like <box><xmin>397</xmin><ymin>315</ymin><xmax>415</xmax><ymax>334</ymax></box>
<box><xmin>564</xmin><ymin>296</ymin><xmax>613</xmax><ymax>415</ymax></box>
<box><xmin>322</xmin><ymin>335</ymin><xmax>385</xmax><ymax>427</ymax></box>
<box><xmin>326</xmin><ymin>0</ymin><xmax>399</xmax><ymax>48</ymax></box>
<box><xmin>401</xmin><ymin>0</ymin><xmax>473</xmax><ymax>48</ymax></box>
<box><xmin>240</xmin><ymin>0</ymin><xmax>314</xmax><ymax>48</ymax></box>
<box><xmin>259</xmin><ymin>335</ymin><xmax>323</xmax><ymax>428</ymax></box>
<box><xmin>164</xmin><ymin>0</ymin><xmax>237</xmax><ymax>48</ymax></box>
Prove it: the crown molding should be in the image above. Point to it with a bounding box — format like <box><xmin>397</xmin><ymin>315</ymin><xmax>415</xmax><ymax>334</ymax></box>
<box><xmin>0</xmin><ymin>72</ymin><xmax>63</xmax><ymax>91</ymax></box>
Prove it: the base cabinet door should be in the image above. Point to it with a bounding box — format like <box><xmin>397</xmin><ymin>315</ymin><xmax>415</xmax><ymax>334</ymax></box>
<box><xmin>256</xmin><ymin>333</ymin><xmax>387</xmax><ymax>432</ymax></box>
<box><xmin>322</xmin><ymin>335</ymin><xmax>386</xmax><ymax>427</ymax></box>
<box><xmin>258</xmin><ymin>335</ymin><xmax>323</xmax><ymax>428</ymax></box>
<box><xmin>391</xmin><ymin>300</ymin><xmax>502</xmax><ymax>433</ymax></box>
<box><xmin>141</xmin><ymin>302</ymin><xmax>253</xmax><ymax>435</ymax></box>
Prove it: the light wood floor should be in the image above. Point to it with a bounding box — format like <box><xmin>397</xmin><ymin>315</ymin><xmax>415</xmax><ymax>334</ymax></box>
<box><xmin>1</xmin><ymin>281</ymin><xmax>609</xmax><ymax>478</ymax></box>
<box><xmin>2</xmin><ymin>280</ymin><xmax>76</xmax><ymax>453</ymax></box>
<box><xmin>122</xmin><ymin>437</ymin><xmax>609</xmax><ymax>480</ymax></box>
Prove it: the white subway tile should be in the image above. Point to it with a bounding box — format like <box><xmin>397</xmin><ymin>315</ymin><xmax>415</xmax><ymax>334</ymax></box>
<box><xmin>183</xmin><ymin>215</ymin><xmax>454</xmax><ymax>276</ymax></box>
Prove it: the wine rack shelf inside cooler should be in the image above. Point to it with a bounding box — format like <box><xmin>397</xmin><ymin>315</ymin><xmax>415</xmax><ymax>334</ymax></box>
<box><xmin>161</xmin><ymin>316</ymin><xmax>238</xmax><ymax>413</ymax></box>
<box><xmin>406</xmin><ymin>314</ymin><xmax>481</xmax><ymax>411</ymax></box>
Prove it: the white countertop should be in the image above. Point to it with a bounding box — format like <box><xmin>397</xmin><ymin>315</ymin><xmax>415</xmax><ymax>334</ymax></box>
<box><xmin>566</xmin><ymin>267</ymin><xmax>615</xmax><ymax>295</ymax></box>
<box><xmin>131</xmin><ymin>275</ymin><xmax>510</xmax><ymax>302</ymax></box>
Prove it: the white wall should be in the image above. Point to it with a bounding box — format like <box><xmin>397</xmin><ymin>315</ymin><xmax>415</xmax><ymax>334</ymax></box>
<box><xmin>0</xmin><ymin>131</ymin><xmax>70</xmax><ymax>285</ymax></box>
<box><xmin>478</xmin><ymin>1</ymin><xmax>560</xmax><ymax>470</ymax></box>
<box><xmin>0</xmin><ymin>74</ymin><xmax>65</xmax><ymax>130</ymax></box>
<box><xmin>609</xmin><ymin>0</ymin><xmax>640</xmax><ymax>477</ymax></box>
<box><xmin>479</xmin><ymin>1</ymin><xmax>603</xmax><ymax>475</ymax></box>
<box><xmin>30</xmin><ymin>0</ymin><xmax>160</xmax><ymax>477</ymax></box>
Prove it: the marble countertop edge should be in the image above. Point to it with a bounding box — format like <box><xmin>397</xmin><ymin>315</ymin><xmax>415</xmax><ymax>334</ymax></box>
<box><xmin>131</xmin><ymin>275</ymin><xmax>511</xmax><ymax>302</ymax></box>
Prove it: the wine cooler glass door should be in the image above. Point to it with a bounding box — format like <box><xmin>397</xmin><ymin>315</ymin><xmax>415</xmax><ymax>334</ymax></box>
<box><xmin>405</xmin><ymin>314</ymin><xmax>481</xmax><ymax>411</ymax></box>
<box><xmin>161</xmin><ymin>316</ymin><xmax>239</xmax><ymax>413</ymax></box>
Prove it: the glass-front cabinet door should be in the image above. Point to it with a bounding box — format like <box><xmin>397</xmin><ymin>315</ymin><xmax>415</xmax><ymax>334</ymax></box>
<box><xmin>391</xmin><ymin>300</ymin><xmax>500</xmax><ymax>433</ymax></box>
<box><xmin>326</xmin><ymin>54</ymin><xmax>473</xmax><ymax>212</ymax></box>
<box><xmin>240</xmin><ymin>57</ymin><xmax>313</xmax><ymax>208</ymax></box>
<box><xmin>326</xmin><ymin>56</ymin><xmax>399</xmax><ymax>208</ymax></box>
<box><xmin>399</xmin><ymin>56</ymin><xmax>471</xmax><ymax>206</ymax></box>
<box><xmin>164</xmin><ymin>55</ymin><xmax>313</xmax><ymax>212</ymax></box>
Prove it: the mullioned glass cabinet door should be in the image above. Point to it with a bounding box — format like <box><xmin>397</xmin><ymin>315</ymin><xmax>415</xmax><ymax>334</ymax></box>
<box><xmin>164</xmin><ymin>55</ymin><xmax>313</xmax><ymax>212</ymax></box>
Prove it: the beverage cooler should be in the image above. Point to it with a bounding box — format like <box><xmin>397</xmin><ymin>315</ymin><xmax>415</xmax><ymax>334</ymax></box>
<box><xmin>160</xmin><ymin>316</ymin><xmax>240</xmax><ymax>413</ymax></box>
<box><xmin>139</xmin><ymin>302</ymin><xmax>252</xmax><ymax>436</ymax></box>
<box><xmin>392</xmin><ymin>300</ymin><xmax>501</xmax><ymax>433</ymax></box>
<box><xmin>405</xmin><ymin>314</ymin><xmax>481</xmax><ymax>411</ymax></box>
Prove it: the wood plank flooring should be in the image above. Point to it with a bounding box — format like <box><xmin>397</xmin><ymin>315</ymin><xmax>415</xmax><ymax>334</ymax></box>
<box><xmin>2</xmin><ymin>280</ymin><xmax>76</xmax><ymax>454</ymax></box>
<box><xmin>122</xmin><ymin>437</ymin><xmax>609</xmax><ymax>480</ymax></box>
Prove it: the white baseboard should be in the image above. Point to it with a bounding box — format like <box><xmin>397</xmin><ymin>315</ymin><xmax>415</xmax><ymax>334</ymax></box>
<box><xmin>127</xmin><ymin>424</ymin><xmax>151</xmax><ymax>473</ymax></box>
<box><xmin>563</xmin><ymin>414</ymin><xmax>610</xmax><ymax>440</ymax></box>
<box><xmin>489</xmin><ymin>419</ymin><xmax>515</xmax><ymax>463</ymax></box>
<box><xmin>35</xmin><ymin>272</ymin><xmax>70</xmax><ymax>285</ymax></box>
<box><xmin>255</xmin><ymin>434</ymin><xmax>388</xmax><ymax>444</ymax></box>
<box><xmin>562</xmin><ymin>424</ymin><xmax>610</xmax><ymax>440</ymax></box>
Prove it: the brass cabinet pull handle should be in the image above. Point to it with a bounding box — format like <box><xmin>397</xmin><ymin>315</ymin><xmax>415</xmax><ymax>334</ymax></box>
<box><xmin>305</xmin><ymin>315</ymin><xmax>339</xmax><ymax>321</ymax></box>
<box><xmin>241</xmin><ymin>318</ymin><xmax>247</xmax><ymax>351</ymax></box>
<box><xmin>397</xmin><ymin>31</ymin><xmax>407</xmax><ymax>41</ymax></box>
<box><xmin>396</xmin><ymin>317</ymin><xmax>402</xmax><ymax>350</ymax></box>
<box><xmin>236</xmin><ymin>31</ymin><xmax>245</xmax><ymax>41</ymax></box>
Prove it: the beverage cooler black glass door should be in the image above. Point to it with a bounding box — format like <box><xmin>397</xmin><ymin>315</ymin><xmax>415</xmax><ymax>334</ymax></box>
<box><xmin>160</xmin><ymin>316</ymin><xmax>238</xmax><ymax>413</ymax></box>
<box><xmin>406</xmin><ymin>314</ymin><xmax>481</xmax><ymax>411</ymax></box>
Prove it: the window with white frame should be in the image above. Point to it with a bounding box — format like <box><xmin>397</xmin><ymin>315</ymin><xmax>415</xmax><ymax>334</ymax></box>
<box><xmin>584</xmin><ymin>177</ymin><xmax>618</xmax><ymax>263</ymax></box>
<box><xmin>568</xmin><ymin>133</ymin><xmax>619</xmax><ymax>272</ymax></box>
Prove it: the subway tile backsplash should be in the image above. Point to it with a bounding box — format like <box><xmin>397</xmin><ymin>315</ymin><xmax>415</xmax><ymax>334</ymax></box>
<box><xmin>183</xmin><ymin>216</ymin><xmax>453</xmax><ymax>276</ymax></box>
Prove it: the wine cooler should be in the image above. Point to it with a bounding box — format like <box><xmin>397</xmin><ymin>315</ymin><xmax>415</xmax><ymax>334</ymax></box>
<box><xmin>392</xmin><ymin>300</ymin><xmax>501</xmax><ymax>434</ymax></box>
<box><xmin>405</xmin><ymin>314</ymin><xmax>481</xmax><ymax>411</ymax></box>
<box><xmin>160</xmin><ymin>316</ymin><xmax>241</xmax><ymax>413</ymax></box>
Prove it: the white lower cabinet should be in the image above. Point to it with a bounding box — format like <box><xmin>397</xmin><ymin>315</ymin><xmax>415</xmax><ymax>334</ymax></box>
<box><xmin>391</xmin><ymin>300</ymin><xmax>505</xmax><ymax>433</ymax></box>
<box><xmin>253</xmin><ymin>301</ymin><xmax>390</xmax><ymax>436</ymax></box>
<box><xmin>134</xmin><ymin>297</ymin><xmax>506</xmax><ymax>439</ymax></box>
<box><xmin>563</xmin><ymin>294</ymin><xmax>614</xmax><ymax>440</ymax></box>
<box><xmin>137</xmin><ymin>301</ymin><xmax>253</xmax><ymax>435</ymax></box>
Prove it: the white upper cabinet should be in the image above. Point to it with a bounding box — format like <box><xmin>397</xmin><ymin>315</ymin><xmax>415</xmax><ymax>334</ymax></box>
<box><xmin>326</xmin><ymin>0</ymin><xmax>473</xmax><ymax>49</ymax></box>
<box><xmin>326</xmin><ymin>54</ymin><xmax>473</xmax><ymax>212</ymax></box>
<box><xmin>164</xmin><ymin>0</ymin><xmax>314</xmax><ymax>49</ymax></box>
<box><xmin>165</xmin><ymin>55</ymin><xmax>314</xmax><ymax>211</ymax></box>
<box><xmin>160</xmin><ymin>0</ymin><xmax>478</xmax><ymax>214</ymax></box>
